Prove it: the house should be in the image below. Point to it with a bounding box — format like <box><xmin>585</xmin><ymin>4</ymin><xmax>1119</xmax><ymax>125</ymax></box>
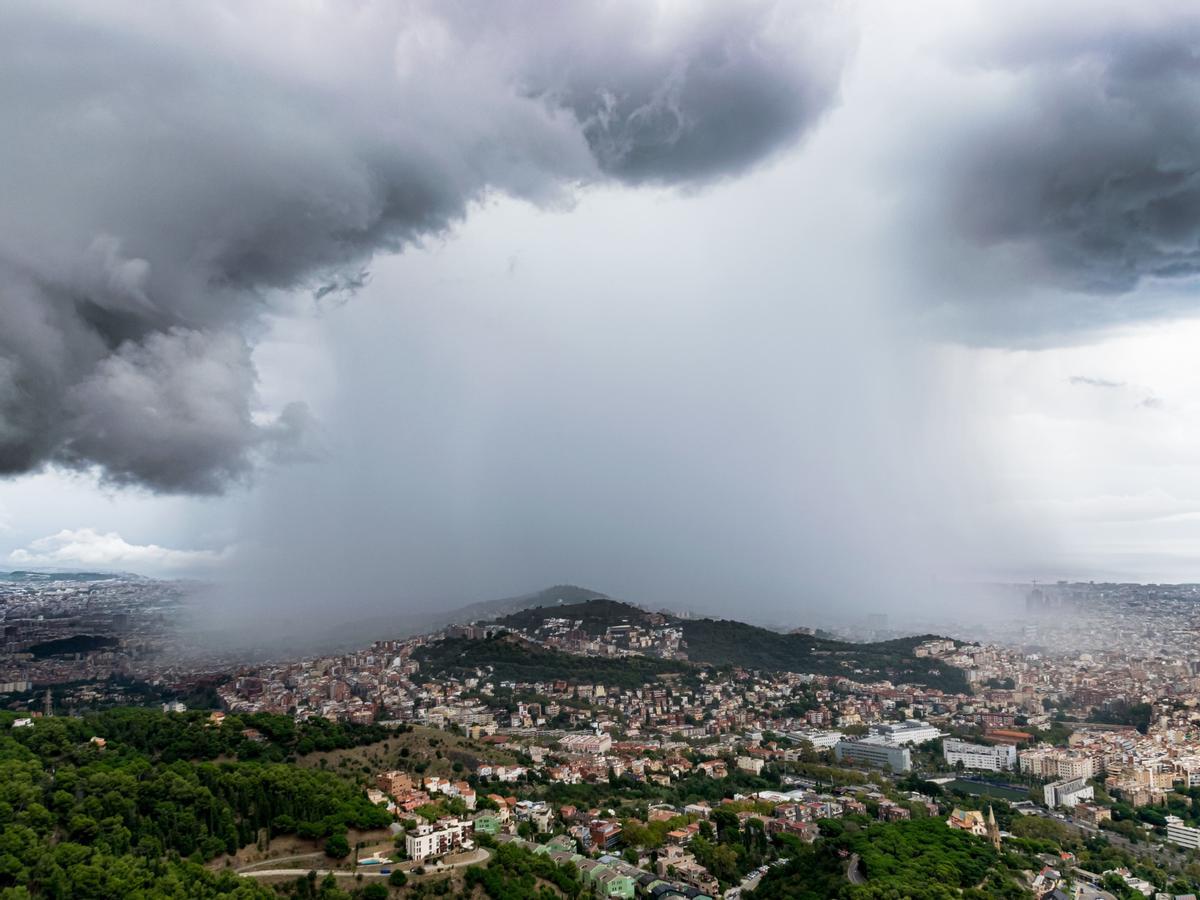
<box><xmin>736</xmin><ymin>756</ymin><xmax>765</xmax><ymax>775</ymax></box>
<box><xmin>589</xmin><ymin>820</ymin><xmax>622</xmax><ymax>850</ymax></box>
<box><xmin>657</xmin><ymin>845</ymin><xmax>720</xmax><ymax>895</ymax></box>
<box><xmin>948</xmin><ymin>808</ymin><xmax>987</xmax><ymax>837</ymax></box>
<box><xmin>594</xmin><ymin>868</ymin><xmax>637</xmax><ymax>899</ymax></box>
<box><xmin>1031</xmin><ymin>866</ymin><xmax>1061</xmax><ymax>895</ymax></box>
<box><xmin>472</xmin><ymin>813</ymin><xmax>503</xmax><ymax>835</ymax></box>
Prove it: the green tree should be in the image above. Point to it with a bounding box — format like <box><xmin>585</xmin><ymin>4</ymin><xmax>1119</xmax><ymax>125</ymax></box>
<box><xmin>325</xmin><ymin>833</ymin><xmax>350</xmax><ymax>859</ymax></box>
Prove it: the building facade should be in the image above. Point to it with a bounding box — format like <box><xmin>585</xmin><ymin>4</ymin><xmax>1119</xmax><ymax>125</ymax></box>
<box><xmin>1166</xmin><ymin>815</ymin><xmax>1200</xmax><ymax>851</ymax></box>
<box><xmin>943</xmin><ymin>739</ymin><xmax>1017</xmax><ymax>772</ymax></box>
<box><xmin>834</xmin><ymin>737</ymin><xmax>912</xmax><ymax>773</ymax></box>
<box><xmin>406</xmin><ymin>819</ymin><xmax>473</xmax><ymax>862</ymax></box>
<box><xmin>1043</xmin><ymin>777</ymin><xmax>1093</xmax><ymax>809</ymax></box>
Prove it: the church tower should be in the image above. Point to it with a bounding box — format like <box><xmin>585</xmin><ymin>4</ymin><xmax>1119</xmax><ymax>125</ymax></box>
<box><xmin>986</xmin><ymin>805</ymin><xmax>1000</xmax><ymax>851</ymax></box>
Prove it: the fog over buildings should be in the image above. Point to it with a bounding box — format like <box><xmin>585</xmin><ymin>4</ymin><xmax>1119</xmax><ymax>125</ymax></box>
<box><xmin>6</xmin><ymin>1</ymin><xmax>1200</xmax><ymax>637</ymax></box>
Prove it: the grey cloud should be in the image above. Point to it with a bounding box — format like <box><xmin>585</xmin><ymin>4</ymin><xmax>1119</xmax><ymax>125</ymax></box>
<box><xmin>0</xmin><ymin>0</ymin><xmax>849</xmax><ymax>493</ymax></box>
<box><xmin>509</xmin><ymin>2</ymin><xmax>849</xmax><ymax>184</ymax></box>
<box><xmin>914</xmin><ymin>3</ymin><xmax>1200</xmax><ymax>325</ymax></box>
<box><xmin>58</xmin><ymin>329</ymin><xmax>264</xmax><ymax>494</ymax></box>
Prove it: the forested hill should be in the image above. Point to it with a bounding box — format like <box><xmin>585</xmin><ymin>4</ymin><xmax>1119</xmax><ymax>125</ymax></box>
<box><xmin>491</xmin><ymin>597</ymin><xmax>655</xmax><ymax>635</ymax></box>
<box><xmin>678</xmin><ymin>619</ymin><xmax>967</xmax><ymax>693</ymax></box>
<box><xmin>488</xmin><ymin>598</ymin><xmax>966</xmax><ymax>692</ymax></box>
<box><xmin>0</xmin><ymin>709</ymin><xmax>399</xmax><ymax>898</ymax></box>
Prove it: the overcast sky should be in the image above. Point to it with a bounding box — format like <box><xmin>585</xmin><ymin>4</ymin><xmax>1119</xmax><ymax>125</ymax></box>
<box><xmin>5</xmin><ymin>1</ymin><xmax>1200</xmax><ymax>623</ymax></box>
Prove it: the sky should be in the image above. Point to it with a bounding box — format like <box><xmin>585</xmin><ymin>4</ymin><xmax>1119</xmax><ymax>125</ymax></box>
<box><xmin>5</xmin><ymin>1</ymin><xmax>1200</xmax><ymax>626</ymax></box>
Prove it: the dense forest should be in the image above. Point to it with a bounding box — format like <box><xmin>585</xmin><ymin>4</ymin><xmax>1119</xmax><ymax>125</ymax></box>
<box><xmin>748</xmin><ymin>816</ymin><xmax>1024</xmax><ymax>899</ymax></box>
<box><xmin>74</xmin><ymin>708</ymin><xmax>398</xmax><ymax>762</ymax></box>
<box><xmin>414</xmin><ymin>633</ymin><xmax>689</xmax><ymax>688</ymax></box>
<box><xmin>0</xmin><ymin>710</ymin><xmax>395</xmax><ymax>898</ymax></box>
<box><xmin>678</xmin><ymin>619</ymin><xmax>969</xmax><ymax>692</ymax></box>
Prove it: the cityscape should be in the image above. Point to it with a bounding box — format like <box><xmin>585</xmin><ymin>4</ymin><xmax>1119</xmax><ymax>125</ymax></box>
<box><xmin>9</xmin><ymin>576</ymin><xmax>1200</xmax><ymax>896</ymax></box>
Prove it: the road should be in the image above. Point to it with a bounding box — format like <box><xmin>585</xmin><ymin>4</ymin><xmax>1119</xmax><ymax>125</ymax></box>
<box><xmin>236</xmin><ymin>852</ymin><xmax>323</xmax><ymax>873</ymax></box>
<box><xmin>238</xmin><ymin>847</ymin><xmax>491</xmax><ymax>881</ymax></box>
<box><xmin>847</xmin><ymin>853</ymin><xmax>866</xmax><ymax>885</ymax></box>
<box><xmin>241</xmin><ymin>868</ymin><xmax>389</xmax><ymax>879</ymax></box>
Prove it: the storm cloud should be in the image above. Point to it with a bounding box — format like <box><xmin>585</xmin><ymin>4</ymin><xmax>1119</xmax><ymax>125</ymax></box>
<box><xmin>924</xmin><ymin>2</ymin><xmax>1200</xmax><ymax>307</ymax></box>
<box><xmin>0</xmin><ymin>0</ymin><xmax>848</xmax><ymax>493</ymax></box>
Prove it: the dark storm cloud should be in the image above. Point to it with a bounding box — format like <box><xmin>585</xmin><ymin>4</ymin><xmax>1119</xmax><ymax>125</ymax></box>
<box><xmin>0</xmin><ymin>0</ymin><xmax>849</xmax><ymax>493</ymax></box>
<box><xmin>505</xmin><ymin>2</ymin><xmax>848</xmax><ymax>184</ymax></box>
<box><xmin>932</xmin><ymin>4</ymin><xmax>1200</xmax><ymax>302</ymax></box>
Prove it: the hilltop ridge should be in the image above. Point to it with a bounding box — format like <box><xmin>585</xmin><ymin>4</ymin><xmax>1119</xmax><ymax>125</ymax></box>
<box><xmin>473</xmin><ymin>596</ymin><xmax>968</xmax><ymax>691</ymax></box>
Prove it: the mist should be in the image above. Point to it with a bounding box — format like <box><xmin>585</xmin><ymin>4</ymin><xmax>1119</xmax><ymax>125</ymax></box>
<box><xmin>215</xmin><ymin>163</ymin><xmax>1038</xmax><ymax>639</ymax></box>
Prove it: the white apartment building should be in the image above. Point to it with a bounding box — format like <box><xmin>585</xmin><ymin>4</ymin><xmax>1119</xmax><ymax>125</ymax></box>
<box><xmin>1043</xmin><ymin>777</ymin><xmax>1094</xmax><ymax>809</ymax></box>
<box><xmin>1019</xmin><ymin>748</ymin><xmax>1056</xmax><ymax>778</ymax></box>
<box><xmin>787</xmin><ymin>728</ymin><xmax>843</xmax><ymax>750</ymax></box>
<box><xmin>1166</xmin><ymin>815</ymin><xmax>1200</xmax><ymax>850</ymax></box>
<box><xmin>943</xmin><ymin>739</ymin><xmax>1017</xmax><ymax>772</ymax></box>
<box><xmin>558</xmin><ymin>732</ymin><xmax>612</xmax><ymax>754</ymax></box>
<box><xmin>869</xmin><ymin>720</ymin><xmax>943</xmax><ymax>746</ymax></box>
<box><xmin>736</xmin><ymin>756</ymin><xmax>765</xmax><ymax>775</ymax></box>
<box><xmin>1054</xmin><ymin>753</ymin><xmax>1095</xmax><ymax>780</ymax></box>
<box><xmin>1020</xmin><ymin>747</ymin><xmax>1096</xmax><ymax>780</ymax></box>
<box><xmin>405</xmin><ymin>818</ymin><xmax>473</xmax><ymax>862</ymax></box>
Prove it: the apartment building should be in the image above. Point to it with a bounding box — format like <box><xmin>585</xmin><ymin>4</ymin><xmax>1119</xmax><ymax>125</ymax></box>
<box><xmin>943</xmin><ymin>739</ymin><xmax>1016</xmax><ymax>772</ymax></box>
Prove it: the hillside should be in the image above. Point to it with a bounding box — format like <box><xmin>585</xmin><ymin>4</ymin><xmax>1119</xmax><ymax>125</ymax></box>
<box><xmin>748</xmin><ymin>816</ymin><xmax>1014</xmax><ymax>899</ymax></box>
<box><xmin>487</xmin><ymin>598</ymin><xmax>967</xmax><ymax>692</ymax></box>
<box><xmin>492</xmin><ymin>596</ymin><xmax>654</xmax><ymax>634</ymax></box>
<box><xmin>0</xmin><ymin>708</ymin><xmax>396</xmax><ymax>897</ymax></box>
<box><xmin>414</xmin><ymin>631</ymin><xmax>690</xmax><ymax>689</ymax></box>
<box><xmin>679</xmin><ymin>619</ymin><xmax>967</xmax><ymax>692</ymax></box>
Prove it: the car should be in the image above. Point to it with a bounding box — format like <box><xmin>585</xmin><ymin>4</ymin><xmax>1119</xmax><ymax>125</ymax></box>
<box><xmin>380</xmin><ymin>869</ymin><xmax>390</xmax><ymax>874</ymax></box>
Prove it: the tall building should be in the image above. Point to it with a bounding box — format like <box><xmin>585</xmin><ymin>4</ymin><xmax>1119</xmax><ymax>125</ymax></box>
<box><xmin>1043</xmin><ymin>777</ymin><xmax>1093</xmax><ymax>809</ymax></box>
<box><xmin>1166</xmin><ymin>815</ymin><xmax>1200</xmax><ymax>851</ymax></box>
<box><xmin>944</xmin><ymin>739</ymin><xmax>1016</xmax><ymax>772</ymax></box>
<box><xmin>868</xmin><ymin>720</ymin><xmax>942</xmax><ymax>746</ymax></box>
<box><xmin>834</xmin><ymin>737</ymin><xmax>912</xmax><ymax>773</ymax></box>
